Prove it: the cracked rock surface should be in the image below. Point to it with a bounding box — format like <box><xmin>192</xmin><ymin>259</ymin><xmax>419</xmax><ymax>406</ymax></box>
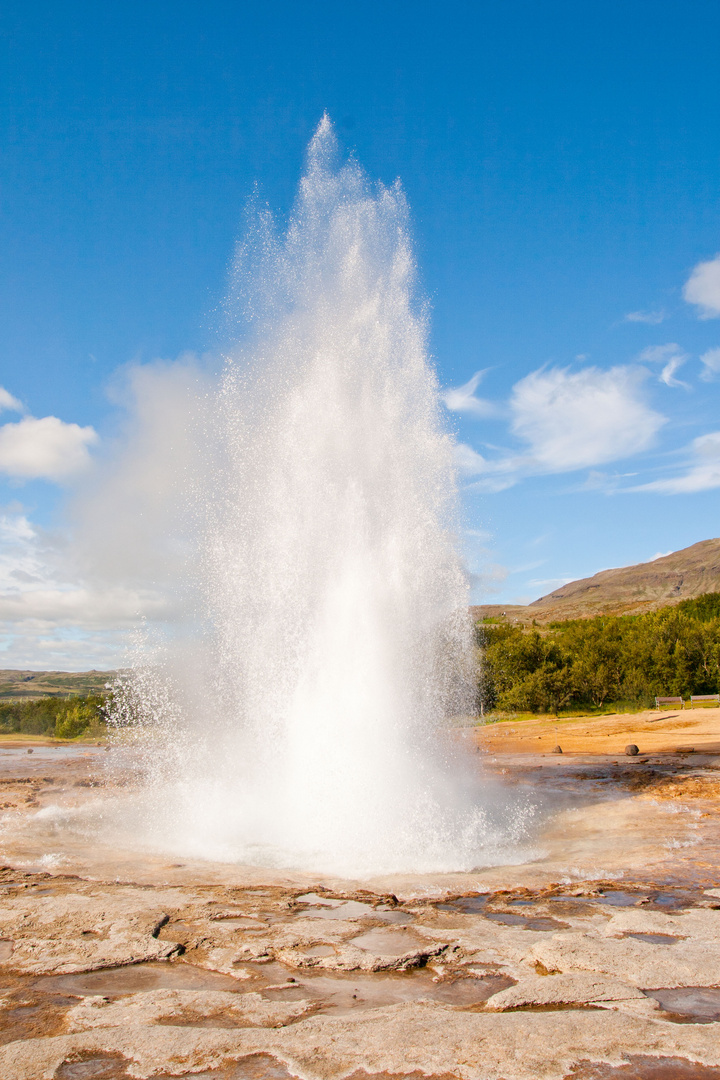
<box><xmin>2</xmin><ymin>745</ymin><xmax>720</xmax><ymax>1078</ymax></box>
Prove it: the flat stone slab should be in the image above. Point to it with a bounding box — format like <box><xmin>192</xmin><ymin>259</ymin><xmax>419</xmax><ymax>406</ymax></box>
<box><xmin>3</xmin><ymin>741</ymin><xmax>720</xmax><ymax>1078</ymax></box>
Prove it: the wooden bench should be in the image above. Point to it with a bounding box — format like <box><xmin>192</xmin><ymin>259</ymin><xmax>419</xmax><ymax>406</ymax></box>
<box><xmin>655</xmin><ymin>696</ymin><xmax>684</xmax><ymax>709</ymax></box>
<box><xmin>690</xmin><ymin>694</ymin><xmax>720</xmax><ymax>707</ymax></box>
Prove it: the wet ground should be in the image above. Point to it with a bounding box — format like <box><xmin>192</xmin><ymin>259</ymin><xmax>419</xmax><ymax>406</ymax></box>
<box><xmin>1</xmin><ymin>736</ymin><xmax>720</xmax><ymax>1079</ymax></box>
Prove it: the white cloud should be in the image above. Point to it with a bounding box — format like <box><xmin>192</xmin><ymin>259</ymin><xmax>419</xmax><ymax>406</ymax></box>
<box><xmin>624</xmin><ymin>309</ymin><xmax>666</xmax><ymax>325</ymax></box>
<box><xmin>683</xmin><ymin>254</ymin><xmax>720</xmax><ymax>318</ymax></box>
<box><xmin>454</xmin><ymin>364</ymin><xmax>666</xmax><ymax>493</ymax></box>
<box><xmin>453</xmin><ymin>442</ymin><xmax>525</xmax><ymax>493</ymax></box>
<box><xmin>528</xmin><ymin>576</ymin><xmax>575</xmax><ymax>590</ymax></box>
<box><xmin>658</xmin><ymin>356</ymin><xmax>690</xmax><ymax>389</ymax></box>
<box><xmin>0</xmin><ymin>415</ymin><xmax>97</xmax><ymax>480</ymax></box>
<box><xmin>509</xmin><ymin>365</ymin><xmax>665</xmax><ymax>471</ymax></box>
<box><xmin>442</xmin><ymin>369</ymin><xmax>500</xmax><ymax>418</ymax></box>
<box><xmin>637</xmin><ymin>343</ymin><xmax>690</xmax><ymax>388</ymax></box>
<box><xmin>699</xmin><ymin>347</ymin><xmax>720</xmax><ymax>381</ymax></box>
<box><xmin>632</xmin><ymin>430</ymin><xmax>720</xmax><ymax>494</ymax></box>
<box><xmin>455</xmin><ymin>442</ymin><xmax>491</xmax><ymax>475</ymax></box>
<box><xmin>0</xmin><ymin>387</ymin><xmax>23</xmax><ymax>413</ymax></box>
<box><xmin>637</xmin><ymin>344</ymin><xmax>678</xmax><ymax>364</ymax></box>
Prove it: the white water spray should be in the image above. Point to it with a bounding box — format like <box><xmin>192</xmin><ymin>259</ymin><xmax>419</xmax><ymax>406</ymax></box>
<box><xmin>112</xmin><ymin>117</ymin><xmax>532</xmax><ymax>875</ymax></box>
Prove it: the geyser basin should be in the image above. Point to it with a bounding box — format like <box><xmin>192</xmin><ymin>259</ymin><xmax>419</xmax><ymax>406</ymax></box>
<box><xmin>107</xmin><ymin>116</ymin><xmax>534</xmax><ymax>875</ymax></box>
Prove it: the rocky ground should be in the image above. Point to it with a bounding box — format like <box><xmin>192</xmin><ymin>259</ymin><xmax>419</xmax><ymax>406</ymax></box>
<box><xmin>1</xmin><ymin>720</ymin><xmax>720</xmax><ymax>1080</ymax></box>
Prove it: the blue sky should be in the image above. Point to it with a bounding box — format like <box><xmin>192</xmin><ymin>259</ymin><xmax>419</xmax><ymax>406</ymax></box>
<box><xmin>1</xmin><ymin>0</ymin><xmax>720</xmax><ymax>667</ymax></box>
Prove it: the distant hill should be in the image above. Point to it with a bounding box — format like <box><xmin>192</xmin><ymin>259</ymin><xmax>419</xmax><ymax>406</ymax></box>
<box><xmin>0</xmin><ymin>670</ymin><xmax>116</xmax><ymax>701</ymax></box>
<box><xmin>472</xmin><ymin>538</ymin><xmax>720</xmax><ymax>625</ymax></box>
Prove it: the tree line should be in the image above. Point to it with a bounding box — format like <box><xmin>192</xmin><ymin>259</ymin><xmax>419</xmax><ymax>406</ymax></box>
<box><xmin>0</xmin><ymin>694</ymin><xmax>108</xmax><ymax>738</ymax></box>
<box><xmin>476</xmin><ymin>592</ymin><xmax>720</xmax><ymax>714</ymax></box>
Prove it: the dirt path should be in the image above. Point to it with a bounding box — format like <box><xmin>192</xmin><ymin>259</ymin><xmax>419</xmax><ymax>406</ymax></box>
<box><xmin>476</xmin><ymin>706</ymin><xmax>720</xmax><ymax>756</ymax></box>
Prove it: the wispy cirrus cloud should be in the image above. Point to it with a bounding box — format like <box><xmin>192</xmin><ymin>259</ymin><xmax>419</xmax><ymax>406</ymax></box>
<box><xmin>637</xmin><ymin>343</ymin><xmax>690</xmax><ymax>389</ymax></box>
<box><xmin>454</xmin><ymin>442</ymin><xmax>526</xmax><ymax>493</ymax></box>
<box><xmin>624</xmin><ymin>309</ymin><xmax>667</xmax><ymax>325</ymax></box>
<box><xmin>441</xmin><ymin>369</ymin><xmax>501</xmax><ymax>418</ymax></box>
<box><xmin>699</xmin><ymin>347</ymin><xmax>720</xmax><ymax>381</ymax></box>
<box><xmin>527</xmin><ymin>575</ymin><xmax>574</xmax><ymax>591</ymax></box>
<box><xmin>683</xmin><ymin>253</ymin><xmax>720</xmax><ymax>319</ymax></box>
<box><xmin>630</xmin><ymin>430</ymin><xmax>720</xmax><ymax>494</ymax></box>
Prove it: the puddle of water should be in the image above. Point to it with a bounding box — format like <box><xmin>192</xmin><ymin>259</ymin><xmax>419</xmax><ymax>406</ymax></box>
<box><xmin>54</xmin><ymin>1053</ymin><xmax>299</xmax><ymax>1080</ymax></box>
<box><xmin>295</xmin><ymin>897</ymin><xmax>414</xmax><ymax>925</ymax></box>
<box><xmin>550</xmin><ymin>889</ymin><xmax>698</xmax><ymax>912</ymax></box>
<box><xmin>349</xmin><ymin>928</ymin><xmax>425</xmax><ymax>956</ymax></box>
<box><xmin>375</xmin><ymin>909</ymin><xmax>414</xmax><ymax>925</ymax></box>
<box><xmin>644</xmin><ymin>985</ymin><xmax>720</xmax><ymax>1023</ymax></box>
<box><xmin>54</xmin><ymin>1053</ymin><xmax>133</xmax><ymax>1079</ymax></box>
<box><xmin>155</xmin><ymin>1055</ymin><xmax>299</xmax><ymax>1080</ymax></box>
<box><xmin>438</xmin><ymin>895</ymin><xmax>489</xmax><ymax>915</ymax></box>
<box><xmin>255</xmin><ymin>961</ymin><xmax>514</xmax><ymax>1014</ymax></box>
<box><xmin>255</xmin><ymin>983</ymin><xmax>311</xmax><ymax>1002</ymax></box>
<box><xmin>589</xmin><ymin>890</ymin><xmax>650</xmax><ymax>907</ymax></box>
<box><xmin>299</xmin><ymin>945</ymin><xmax>335</xmax><ymax>958</ymax></box>
<box><xmin>211</xmin><ymin>918</ymin><xmax>267</xmax><ymax>931</ymax></box>
<box><xmin>0</xmin><ymin>989</ymin><xmax>78</xmax><ymax>1047</ymax></box>
<box><xmin>284</xmin><ymin>971</ymin><xmax>511</xmax><ymax>1014</ymax></box>
<box><xmin>624</xmin><ymin>933</ymin><xmax>680</xmax><ymax>945</ymax></box>
<box><xmin>566</xmin><ymin>1054</ymin><xmax>720</xmax><ymax>1078</ymax></box>
<box><xmin>347</xmin><ymin>1074</ymin><xmax>460</xmax><ymax>1080</ymax></box>
<box><xmin>649</xmin><ymin>891</ymin><xmax>696</xmax><ymax>911</ymax></box>
<box><xmin>295</xmin><ymin>893</ymin><xmax>339</xmax><ymax>906</ymax></box>
<box><xmin>243</xmin><ymin>958</ymin><xmax>514</xmax><ymax>1015</ymax></box>
<box><xmin>40</xmin><ymin>961</ymin><xmax>244</xmax><ymax>997</ymax></box>
<box><xmin>601</xmin><ymin>890</ymin><xmax>695</xmax><ymax>911</ymax></box>
<box><xmin>438</xmin><ymin>896</ymin><xmax>566</xmax><ymax>930</ymax></box>
<box><xmin>482</xmin><ymin>912</ymin><xmax>570</xmax><ymax>931</ymax></box>
<box><xmin>0</xmin><ymin>746</ymin><xmax>105</xmax><ymax>761</ymax></box>
<box><xmin>300</xmin><ymin>900</ymin><xmax>375</xmax><ymax>920</ymax></box>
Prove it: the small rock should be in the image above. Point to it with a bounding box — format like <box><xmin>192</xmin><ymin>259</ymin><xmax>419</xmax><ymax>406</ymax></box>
<box><xmin>625</xmin><ymin>744</ymin><xmax>639</xmax><ymax>756</ymax></box>
<box><xmin>551</xmin><ymin>746</ymin><xmax>563</xmax><ymax>754</ymax></box>
<box><xmin>26</xmin><ymin>748</ymin><xmax>33</xmax><ymax>754</ymax></box>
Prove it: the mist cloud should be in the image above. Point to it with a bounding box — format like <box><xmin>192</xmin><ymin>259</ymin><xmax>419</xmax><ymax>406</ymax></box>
<box><xmin>0</xmin><ymin>358</ymin><xmax>216</xmax><ymax>668</ymax></box>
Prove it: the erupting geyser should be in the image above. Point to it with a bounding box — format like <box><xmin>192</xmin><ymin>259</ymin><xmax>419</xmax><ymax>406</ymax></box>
<box><xmin>112</xmin><ymin>117</ymin><xmax>532</xmax><ymax>875</ymax></box>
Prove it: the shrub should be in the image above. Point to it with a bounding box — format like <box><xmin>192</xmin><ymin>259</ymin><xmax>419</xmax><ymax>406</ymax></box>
<box><xmin>0</xmin><ymin>693</ymin><xmax>108</xmax><ymax>738</ymax></box>
<box><xmin>477</xmin><ymin>592</ymin><xmax>720</xmax><ymax>713</ymax></box>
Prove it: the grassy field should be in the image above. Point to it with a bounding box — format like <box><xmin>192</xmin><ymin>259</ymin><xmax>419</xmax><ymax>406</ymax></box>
<box><xmin>0</xmin><ymin>670</ymin><xmax>117</xmax><ymax>702</ymax></box>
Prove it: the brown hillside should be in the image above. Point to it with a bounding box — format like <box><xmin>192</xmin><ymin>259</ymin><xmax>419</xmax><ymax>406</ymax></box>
<box><xmin>472</xmin><ymin>538</ymin><xmax>720</xmax><ymax>624</ymax></box>
<box><xmin>0</xmin><ymin>670</ymin><xmax>116</xmax><ymax>701</ymax></box>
